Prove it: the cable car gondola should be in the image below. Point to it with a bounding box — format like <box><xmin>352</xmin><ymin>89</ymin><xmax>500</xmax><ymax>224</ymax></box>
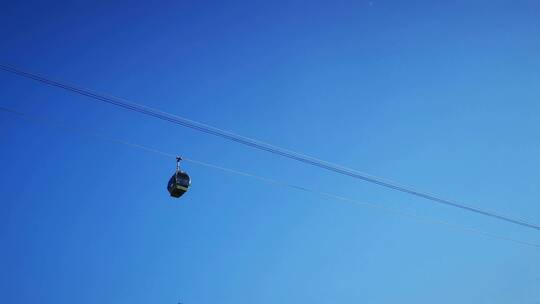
<box><xmin>167</xmin><ymin>156</ymin><xmax>191</xmax><ymax>198</ymax></box>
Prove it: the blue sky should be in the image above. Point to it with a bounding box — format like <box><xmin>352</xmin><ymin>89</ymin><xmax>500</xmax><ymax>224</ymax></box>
<box><xmin>1</xmin><ymin>1</ymin><xmax>539</xmax><ymax>303</ymax></box>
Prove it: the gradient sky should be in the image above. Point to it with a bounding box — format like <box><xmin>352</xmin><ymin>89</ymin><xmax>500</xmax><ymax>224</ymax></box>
<box><xmin>1</xmin><ymin>1</ymin><xmax>540</xmax><ymax>303</ymax></box>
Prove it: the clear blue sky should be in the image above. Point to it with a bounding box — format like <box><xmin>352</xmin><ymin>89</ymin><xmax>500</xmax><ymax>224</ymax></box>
<box><xmin>1</xmin><ymin>1</ymin><xmax>539</xmax><ymax>303</ymax></box>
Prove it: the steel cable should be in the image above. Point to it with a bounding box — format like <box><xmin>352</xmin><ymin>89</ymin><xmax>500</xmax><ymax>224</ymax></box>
<box><xmin>1</xmin><ymin>105</ymin><xmax>538</xmax><ymax>248</ymax></box>
<box><xmin>1</xmin><ymin>63</ymin><xmax>539</xmax><ymax>231</ymax></box>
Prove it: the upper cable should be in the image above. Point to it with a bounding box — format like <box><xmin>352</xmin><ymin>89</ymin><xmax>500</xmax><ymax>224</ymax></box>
<box><xmin>1</xmin><ymin>63</ymin><xmax>539</xmax><ymax>231</ymax></box>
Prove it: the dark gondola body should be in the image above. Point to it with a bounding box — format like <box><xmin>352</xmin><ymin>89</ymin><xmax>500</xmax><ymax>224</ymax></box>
<box><xmin>167</xmin><ymin>171</ymin><xmax>191</xmax><ymax>198</ymax></box>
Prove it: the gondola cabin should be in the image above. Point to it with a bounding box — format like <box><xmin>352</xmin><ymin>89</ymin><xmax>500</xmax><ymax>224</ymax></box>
<box><xmin>167</xmin><ymin>157</ymin><xmax>191</xmax><ymax>198</ymax></box>
<box><xmin>167</xmin><ymin>171</ymin><xmax>191</xmax><ymax>198</ymax></box>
